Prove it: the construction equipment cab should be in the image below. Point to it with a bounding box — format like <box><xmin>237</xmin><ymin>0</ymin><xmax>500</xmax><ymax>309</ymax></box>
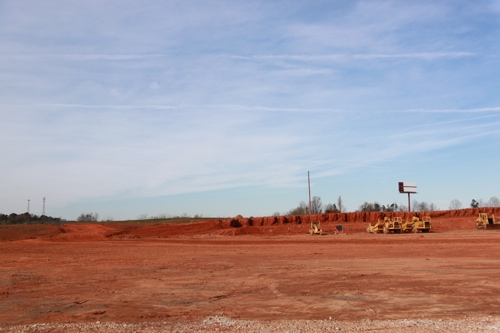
<box><xmin>476</xmin><ymin>213</ymin><xmax>498</xmax><ymax>230</ymax></box>
<box><xmin>412</xmin><ymin>216</ymin><xmax>432</xmax><ymax>233</ymax></box>
<box><xmin>383</xmin><ymin>217</ymin><xmax>402</xmax><ymax>234</ymax></box>
<box><xmin>309</xmin><ymin>221</ymin><xmax>322</xmax><ymax>235</ymax></box>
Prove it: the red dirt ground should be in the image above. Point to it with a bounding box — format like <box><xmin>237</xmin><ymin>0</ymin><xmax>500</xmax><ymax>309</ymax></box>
<box><xmin>1</xmin><ymin>208</ymin><xmax>500</xmax><ymax>325</ymax></box>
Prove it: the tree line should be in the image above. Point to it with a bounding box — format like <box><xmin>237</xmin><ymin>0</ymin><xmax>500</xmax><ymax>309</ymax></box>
<box><xmin>282</xmin><ymin>196</ymin><xmax>500</xmax><ymax>215</ymax></box>
<box><xmin>0</xmin><ymin>213</ymin><xmax>64</xmax><ymax>225</ymax></box>
<box><xmin>469</xmin><ymin>197</ymin><xmax>500</xmax><ymax>208</ymax></box>
<box><xmin>277</xmin><ymin>196</ymin><xmax>345</xmax><ymax>216</ymax></box>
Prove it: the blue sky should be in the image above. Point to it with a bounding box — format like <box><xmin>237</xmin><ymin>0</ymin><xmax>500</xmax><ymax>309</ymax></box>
<box><xmin>1</xmin><ymin>1</ymin><xmax>500</xmax><ymax>220</ymax></box>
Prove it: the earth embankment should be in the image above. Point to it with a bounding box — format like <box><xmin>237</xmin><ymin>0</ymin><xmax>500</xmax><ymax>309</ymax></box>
<box><xmin>1</xmin><ymin>207</ymin><xmax>498</xmax><ymax>241</ymax></box>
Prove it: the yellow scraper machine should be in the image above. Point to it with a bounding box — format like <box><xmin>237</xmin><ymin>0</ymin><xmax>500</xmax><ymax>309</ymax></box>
<box><xmin>412</xmin><ymin>216</ymin><xmax>432</xmax><ymax>233</ymax></box>
<box><xmin>383</xmin><ymin>217</ymin><xmax>402</xmax><ymax>234</ymax></box>
<box><xmin>366</xmin><ymin>219</ymin><xmax>385</xmax><ymax>234</ymax></box>
<box><xmin>476</xmin><ymin>213</ymin><xmax>499</xmax><ymax>230</ymax></box>
<box><xmin>401</xmin><ymin>217</ymin><xmax>415</xmax><ymax>233</ymax></box>
<box><xmin>367</xmin><ymin>217</ymin><xmax>402</xmax><ymax>234</ymax></box>
<box><xmin>309</xmin><ymin>221</ymin><xmax>322</xmax><ymax>235</ymax></box>
<box><xmin>368</xmin><ymin>216</ymin><xmax>431</xmax><ymax>234</ymax></box>
<box><xmin>401</xmin><ymin>216</ymin><xmax>432</xmax><ymax>233</ymax></box>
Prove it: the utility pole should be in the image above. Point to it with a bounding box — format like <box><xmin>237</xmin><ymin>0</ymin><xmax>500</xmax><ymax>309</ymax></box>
<box><xmin>27</xmin><ymin>199</ymin><xmax>30</xmax><ymax>214</ymax></box>
<box><xmin>308</xmin><ymin>171</ymin><xmax>312</xmax><ymax>215</ymax></box>
<box><xmin>43</xmin><ymin>197</ymin><xmax>46</xmax><ymax>216</ymax></box>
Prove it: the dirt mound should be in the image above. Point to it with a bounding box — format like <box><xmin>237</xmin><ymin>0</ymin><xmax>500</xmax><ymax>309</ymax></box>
<box><xmin>49</xmin><ymin>223</ymin><xmax>116</xmax><ymax>242</ymax></box>
<box><xmin>1</xmin><ymin>208</ymin><xmax>497</xmax><ymax>242</ymax></box>
<box><xmin>217</xmin><ymin>208</ymin><xmax>499</xmax><ymax>235</ymax></box>
<box><xmin>111</xmin><ymin>220</ymin><xmax>226</xmax><ymax>238</ymax></box>
<box><xmin>0</xmin><ymin>224</ymin><xmax>65</xmax><ymax>241</ymax></box>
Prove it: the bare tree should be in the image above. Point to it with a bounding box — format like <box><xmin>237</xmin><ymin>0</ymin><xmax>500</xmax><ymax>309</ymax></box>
<box><xmin>287</xmin><ymin>201</ymin><xmax>309</xmax><ymax>215</ymax></box>
<box><xmin>311</xmin><ymin>196</ymin><xmax>323</xmax><ymax>214</ymax></box>
<box><xmin>487</xmin><ymin>196</ymin><xmax>500</xmax><ymax>207</ymax></box>
<box><xmin>384</xmin><ymin>203</ymin><xmax>398</xmax><ymax>212</ymax></box>
<box><xmin>357</xmin><ymin>202</ymin><xmax>382</xmax><ymax>212</ymax></box>
<box><xmin>419</xmin><ymin>202</ymin><xmax>430</xmax><ymax>212</ymax></box>
<box><xmin>324</xmin><ymin>203</ymin><xmax>339</xmax><ymax>213</ymax></box>
<box><xmin>398</xmin><ymin>204</ymin><xmax>408</xmax><ymax>212</ymax></box>
<box><xmin>412</xmin><ymin>199</ymin><xmax>420</xmax><ymax>212</ymax></box>
<box><xmin>411</xmin><ymin>200</ymin><xmax>436</xmax><ymax>212</ymax></box>
<box><xmin>77</xmin><ymin>213</ymin><xmax>99</xmax><ymax>222</ymax></box>
<box><xmin>449</xmin><ymin>199</ymin><xmax>463</xmax><ymax>210</ymax></box>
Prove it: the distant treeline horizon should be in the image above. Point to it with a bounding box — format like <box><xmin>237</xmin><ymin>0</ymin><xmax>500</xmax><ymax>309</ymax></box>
<box><xmin>0</xmin><ymin>212</ymin><xmax>64</xmax><ymax>225</ymax></box>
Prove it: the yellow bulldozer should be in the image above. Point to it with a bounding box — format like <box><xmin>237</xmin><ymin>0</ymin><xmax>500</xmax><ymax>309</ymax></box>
<box><xmin>366</xmin><ymin>219</ymin><xmax>385</xmax><ymax>234</ymax></box>
<box><xmin>401</xmin><ymin>216</ymin><xmax>432</xmax><ymax>233</ymax></box>
<box><xmin>412</xmin><ymin>216</ymin><xmax>432</xmax><ymax>233</ymax></box>
<box><xmin>383</xmin><ymin>217</ymin><xmax>402</xmax><ymax>234</ymax></box>
<box><xmin>309</xmin><ymin>221</ymin><xmax>322</xmax><ymax>235</ymax></box>
<box><xmin>476</xmin><ymin>213</ymin><xmax>499</xmax><ymax>230</ymax></box>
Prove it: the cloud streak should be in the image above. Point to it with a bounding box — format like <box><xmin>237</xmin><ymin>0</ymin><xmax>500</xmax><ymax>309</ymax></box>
<box><xmin>231</xmin><ymin>52</ymin><xmax>475</xmax><ymax>62</ymax></box>
<box><xmin>1</xmin><ymin>0</ymin><xmax>500</xmax><ymax>218</ymax></box>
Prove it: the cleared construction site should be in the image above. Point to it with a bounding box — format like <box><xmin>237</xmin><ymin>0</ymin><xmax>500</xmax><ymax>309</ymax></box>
<box><xmin>1</xmin><ymin>207</ymin><xmax>500</xmax><ymax>332</ymax></box>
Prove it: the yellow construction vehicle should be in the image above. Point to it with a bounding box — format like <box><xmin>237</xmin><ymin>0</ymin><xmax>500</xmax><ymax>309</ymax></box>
<box><xmin>309</xmin><ymin>221</ymin><xmax>322</xmax><ymax>235</ymax></box>
<box><xmin>383</xmin><ymin>217</ymin><xmax>402</xmax><ymax>234</ymax></box>
<box><xmin>401</xmin><ymin>217</ymin><xmax>416</xmax><ymax>233</ymax></box>
<box><xmin>412</xmin><ymin>216</ymin><xmax>432</xmax><ymax>233</ymax></box>
<box><xmin>476</xmin><ymin>213</ymin><xmax>499</xmax><ymax>230</ymax></box>
<box><xmin>366</xmin><ymin>220</ymin><xmax>385</xmax><ymax>234</ymax></box>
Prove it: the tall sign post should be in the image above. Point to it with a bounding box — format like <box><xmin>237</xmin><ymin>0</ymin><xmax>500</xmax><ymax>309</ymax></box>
<box><xmin>399</xmin><ymin>182</ymin><xmax>417</xmax><ymax>212</ymax></box>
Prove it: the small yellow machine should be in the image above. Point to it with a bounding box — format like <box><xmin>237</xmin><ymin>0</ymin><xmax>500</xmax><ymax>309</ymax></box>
<box><xmin>383</xmin><ymin>217</ymin><xmax>402</xmax><ymax>234</ymax></box>
<box><xmin>366</xmin><ymin>220</ymin><xmax>385</xmax><ymax>234</ymax></box>
<box><xmin>309</xmin><ymin>221</ymin><xmax>322</xmax><ymax>235</ymax></box>
<box><xmin>412</xmin><ymin>216</ymin><xmax>432</xmax><ymax>233</ymax></box>
<box><xmin>476</xmin><ymin>213</ymin><xmax>499</xmax><ymax>230</ymax></box>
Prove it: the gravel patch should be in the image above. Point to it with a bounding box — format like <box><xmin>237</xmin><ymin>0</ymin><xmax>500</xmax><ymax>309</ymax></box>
<box><xmin>2</xmin><ymin>316</ymin><xmax>500</xmax><ymax>333</ymax></box>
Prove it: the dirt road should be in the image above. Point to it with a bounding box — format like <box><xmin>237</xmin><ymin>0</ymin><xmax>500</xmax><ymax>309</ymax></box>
<box><xmin>1</xmin><ymin>225</ymin><xmax>500</xmax><ymax>328</ymax></box>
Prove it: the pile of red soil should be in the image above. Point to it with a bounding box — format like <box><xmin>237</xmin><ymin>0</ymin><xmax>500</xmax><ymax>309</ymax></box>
<box><xmin>215</xmin><ymin>207</ymin><xmax>500</xmax><ymax>235</ymax></box>
<box><xmin>0</xmin><ymin>208</ymin><xmax>498</xmax><ymax>242</ymax></box>
<box><xmin>0</xmin><ymin>224</ymin><xmax>65</xmax><ymax>241</ymax></box>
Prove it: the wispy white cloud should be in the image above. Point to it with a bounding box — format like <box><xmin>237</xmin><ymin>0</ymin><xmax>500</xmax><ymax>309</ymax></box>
<box><xmin>0</xmin><ymin>103</ymin><xmax>347</xmax><ymax>113</ymax></box>
<box><xmin>231</xmin><ymin>52</ymin><xmax>475</xmax><ymax>62</ymax></box>
<box><xmin>405</xmin><ymin>107</ymin><xmax>500</xmax><ymax>113</ymax></box>
<box><xmin>285</xmin><ymin>2</ymin><xmax>448</xmax><ymax>52</ymax></box>
<box><xmin>0</xmin><ymin>54</ymin><xmax>167</xmax><ymax>60</ymax></box>
<box><xmin>1</xmin><ymin>1</ymin><xmax>500</xmax><ymax>218</ymax></box>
